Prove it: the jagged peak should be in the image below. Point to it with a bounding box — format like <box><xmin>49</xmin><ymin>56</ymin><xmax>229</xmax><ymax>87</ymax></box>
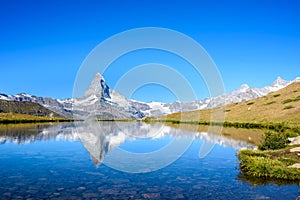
<box><xmin>95</xmin><ymin>72</ymin><xmax>104</xmax><ymax>80</ymax></box>
<box><xmin>274</xmin><ymin>76</ymin><xmax>284</xmax><ymax>83</ymax></box>
<box><xmin>16</xmin><ymin>92</ymin><xmax>29</xmax><ymax>95</ymax></box>
<box><xmin>294</xmin><ymin>77</ymin><xmax>300</xmax><ymax>82</ymax></box>
<box><xmin>272</xmin><ymin>76</ymin><xmax>289</xmax><ymax>86</ymax></box>
<box><xmin>235</xmin><ymin>84</ymin><xmax>250</xmax><ymax>92</ymax></box>
<box><xmin>84</xmin><ymin>72</ymin><xmax>111</xmax><ymax>99</ymax></box>
<box><xmin>240</xmin><ymin>83</ymin><xmax>250</xmax><ymax>88</ymax></box>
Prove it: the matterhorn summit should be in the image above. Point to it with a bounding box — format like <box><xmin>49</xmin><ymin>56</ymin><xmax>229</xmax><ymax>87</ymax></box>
<box><xmin>72</xmin><ymin>73</ymin><xmax>145</xmax><ymax>120</ymax></box>
<box><xmin>84</xmin><ymin>73</ymin><xmax>111</xmax><ymax>100</ymax></box>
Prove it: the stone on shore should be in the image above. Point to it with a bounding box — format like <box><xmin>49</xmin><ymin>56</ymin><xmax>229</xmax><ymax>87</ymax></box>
<box><xmin>288</xmin><ymin>163</ymin><xmax>300</xmax><ymax>169</ymax></box>
<box><xmin>288</xmin><ymin>136</ymin><xmax>300</xmax><ymax>145</ymax></box>
<box><xmin>290</xmin><ymin>147</ymin><xmax>300</xmax><ymax>153</ymax></box>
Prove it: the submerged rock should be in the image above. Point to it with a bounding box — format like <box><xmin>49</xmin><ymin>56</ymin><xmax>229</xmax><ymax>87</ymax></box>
<box><xmin>142</xmin><ymin>193</ymin><xmax>160</xmax><ymax>198</ymax></box>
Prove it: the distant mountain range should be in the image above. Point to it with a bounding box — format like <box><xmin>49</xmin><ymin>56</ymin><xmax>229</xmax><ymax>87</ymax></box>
<box><xmin>0</xmin><ymin>73</ymin><xmax>299</xmax><ymax>120</ymax></box>
<box><xmin>160</xmin><ymin>81</ymin><xmax>300</xmax><ymax>126</ymax></box>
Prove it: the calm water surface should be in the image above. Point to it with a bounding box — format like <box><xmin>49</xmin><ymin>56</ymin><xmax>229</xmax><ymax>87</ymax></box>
<box><xmin>0</xmin><ymin>122</ymin><xmax>299</xmax><ymax>199</ymax></box>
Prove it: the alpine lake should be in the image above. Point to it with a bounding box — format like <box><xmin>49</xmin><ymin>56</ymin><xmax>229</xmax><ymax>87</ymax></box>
<box><xmin>0</xmin><ymin>122</ymin><xmax>299</xmax><ymax>199</ymax></box>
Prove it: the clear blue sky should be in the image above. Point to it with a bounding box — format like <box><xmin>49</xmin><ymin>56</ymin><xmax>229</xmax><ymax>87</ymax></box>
<box><xmin>0</xmin><ymin>0</ymin><xmax>299</xmax><ymax>102</ymax></box>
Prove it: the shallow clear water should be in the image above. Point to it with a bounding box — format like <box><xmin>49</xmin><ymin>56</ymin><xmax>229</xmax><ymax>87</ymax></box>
<box><xmin>0</xmin><ymin>122</ymin><xmax>299</xmax><ymax>199</ymax></box>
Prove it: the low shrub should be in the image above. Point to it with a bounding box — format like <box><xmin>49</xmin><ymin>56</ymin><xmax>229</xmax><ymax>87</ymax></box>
<box><xmin>258</xmin><ymin>131</ymin><xmax>289</xmax><ymax>150</ymax></box>
<box><xmin>285</xmin><ymin>131</ymin><xmax>300</xmax><ymax>138</ymax></box>
<box><xmin>291</xmin><ymin>127</ymin><xmax>300</xmax><ymax>134</ymax></box>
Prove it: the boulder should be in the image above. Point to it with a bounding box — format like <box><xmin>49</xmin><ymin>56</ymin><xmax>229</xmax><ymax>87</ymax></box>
<box><xmin>288</xmin><ymin>136</ymin><xmax>300</xmax><ymax>145</ymax></box>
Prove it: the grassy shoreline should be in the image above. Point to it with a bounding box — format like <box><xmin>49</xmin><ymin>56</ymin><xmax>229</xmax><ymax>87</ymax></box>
<box><xmin>237</xmin><ymin>130</ymin><xmax>300</xmax><ymax>181</ymax></box>
<box><xmin>0</xmin><ymin>113</ymin><xmax>74</xmax><ymax>124</ymax></box>
<box><xmin>143</xmin><ymin>118</ymin><xmax>300</xmax><ymax>133</ymax></box>
<box><xmin>0</xmin><ymin>118</ymin><xmax>74</xmax><ymax>124</ymax></box>
<box><xmin>238</xmin><ymin>147</ymin><xmax>300</xmax><ymax>181</ymax></box>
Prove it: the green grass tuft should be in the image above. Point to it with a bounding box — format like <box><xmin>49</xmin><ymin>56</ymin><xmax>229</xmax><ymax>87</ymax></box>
<box><xmin>283</xmin><ymin>105</ymin><xmax>294</xmax><ymax>110</ymax></box>
<box><xmin>282</xmin><ymin>96</ymin><xmax>300</xmax><ymax>104</ymax></box>
<box><xmin>265</xmin><ymin>101</ymin><xmax>276</xmax><ymax>105</ymax></box>
<box><xmin>282</xmin><ymin>99</ymin><xmax>293</xmax><ymax>104</ymax></box>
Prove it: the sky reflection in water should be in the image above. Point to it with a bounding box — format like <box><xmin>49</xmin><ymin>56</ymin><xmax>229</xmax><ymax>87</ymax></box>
<box><xmin>0</xmin><ymin>122</ymin><xmax>299</xmax><ymax>199</ymax></box>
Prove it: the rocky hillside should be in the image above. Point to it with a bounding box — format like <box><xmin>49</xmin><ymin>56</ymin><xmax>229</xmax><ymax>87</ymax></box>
<box><xmin>157</xmin><ymin>82</ymin><xmax>300</xmax><ymax>126</ymax></box>
<box><xmin>0</xmin><ymin>99</ymin><xmax>63</xmax><ymax>118</ymax></box>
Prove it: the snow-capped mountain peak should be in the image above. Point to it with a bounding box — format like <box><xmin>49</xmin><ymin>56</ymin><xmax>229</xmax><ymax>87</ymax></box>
<box><xmin>235</xmin><ymin>84</ymin><xmax>250</xmax><ymax>93</ymax></box>
<box><xmin>84</xmin><ymin>73</ymin><xmax>111</xmax><ymax>100</ymax></box>
<box><xmin>271</xmin><ymin>76</ymin><xmax>290</xmax><ymax>87</ymax></box>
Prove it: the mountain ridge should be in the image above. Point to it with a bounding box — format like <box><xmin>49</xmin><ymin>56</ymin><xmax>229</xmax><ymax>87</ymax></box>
<box><xmin>0</xmin><ymin>99</ymin><xmax>64</xmax><ymax>118</ymax></box>
<box><xmin>157</xmin><ymin>81</ymin><xmax>300</xmax><ymax>126</ymax></box>
<box><xmin>0</xmin><ymin>74</ymin><xmax>299</xmax><ymax>120</ymax></box>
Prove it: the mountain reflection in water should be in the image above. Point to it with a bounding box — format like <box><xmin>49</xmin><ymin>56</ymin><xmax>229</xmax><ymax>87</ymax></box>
<box><xmin>0</xmin><ymin>122</ymin><xmax>299</xmax><ymax>199</ymax></box>
<box><xmin>0</xmin><ymin>122</ymin><xmax>255</xmax><ymax>166</ymax></box>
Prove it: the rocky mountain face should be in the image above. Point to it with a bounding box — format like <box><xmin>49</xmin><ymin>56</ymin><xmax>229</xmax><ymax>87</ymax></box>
<box><xmin>0</xmin><ymin>75</ymin><xmax>299</xmax><ymax>119</ymax></box>
<box><xmin>0</xmin><ymin>99</ymin><xmax>63</xmax><ymax>117</ymax></box>
<box><xmin>72</xmin><ymin>73</ymin><xmax>145</xmax><ymax>120</ymax></box>
<box><xmin>0</xmin><ymin>93</ymin><xmax>73</xmax><ymax>118</ymax></box>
